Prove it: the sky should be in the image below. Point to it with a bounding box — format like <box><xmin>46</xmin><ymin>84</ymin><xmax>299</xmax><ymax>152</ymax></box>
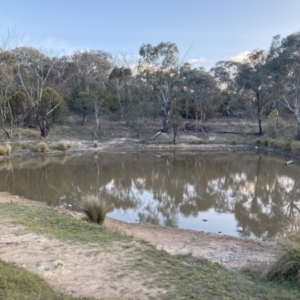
<box><xmin>1</xmin><ymin>0</ymin><xmax>300</xmax><ymax>69</ymax></box>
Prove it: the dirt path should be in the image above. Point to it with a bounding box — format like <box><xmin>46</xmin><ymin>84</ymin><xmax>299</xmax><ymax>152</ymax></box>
<box><xmin>0</xmin><ymin>192</ymin><xmax>281</xmax><ymax>299</ymax></box>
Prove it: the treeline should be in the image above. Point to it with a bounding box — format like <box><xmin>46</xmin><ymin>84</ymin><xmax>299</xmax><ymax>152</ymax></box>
<box><xmin>0</xmin><ymin>31</ymin><xmax>300</xmax><ymax>140</ymax></box>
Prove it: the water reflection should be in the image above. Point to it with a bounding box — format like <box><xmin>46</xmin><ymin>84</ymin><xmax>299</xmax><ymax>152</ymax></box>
<box><xmin>1</xmin><ymin>151</ymin><xmax>300</xmax><ymax>239</ymax></box>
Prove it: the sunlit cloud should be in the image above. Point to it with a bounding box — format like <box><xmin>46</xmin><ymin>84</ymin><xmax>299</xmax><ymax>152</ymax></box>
<box><xmin>20</xmin><ymin>36</ymin><xmax>81</xmax><ymax>57</ymax></box>
<box><xmin>37</xmin><ymin>38</ymin><xmax>80</xmax><ymax>56</ymax></box>
<box><xmin>230</xmin><ymin>51</ymin><xmax>251</xmax><ymax>63</ymax></box>
<box><xmin>188</xmin><ymin>56</ymin><xmax>207</xmax><ymax>66</ymax></box>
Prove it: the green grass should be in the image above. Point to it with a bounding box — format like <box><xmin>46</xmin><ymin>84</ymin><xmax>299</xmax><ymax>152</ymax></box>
<box><xmin>0</xmin><ymin>202</ymin><xmax>300</xmax><ymax>299</ymax></box>
<box><xmin>0</xmin><ymin>259</ymin><xmax>94</xmax><ymax>300</ymax></box>
<box><xmin>0</xmin><ymin>203</ymin><xmax>125</xmax><ymax>244</ymax></box>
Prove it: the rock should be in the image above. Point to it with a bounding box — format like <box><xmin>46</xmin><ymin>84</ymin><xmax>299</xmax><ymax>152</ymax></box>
<box><xmin>237</xmin><ymin>227</ymin><xmax>243</xmax><ymax>232</ymax></box>
<box><xmin>285</xmin><ymin>160</ymin><xmax>294</xmax><ymax>165</ymax></box>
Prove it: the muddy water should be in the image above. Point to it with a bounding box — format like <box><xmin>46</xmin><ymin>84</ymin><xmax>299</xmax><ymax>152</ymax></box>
<box><xmin>0</xmin><ymin>151</ymin><xmax>299</xmax><ymax>239</ymax></box>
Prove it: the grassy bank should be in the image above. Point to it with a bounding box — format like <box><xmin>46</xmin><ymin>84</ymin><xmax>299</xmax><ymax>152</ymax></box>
<box><xmin>0</xmin><ymin>260</ymin><xmax>94</xmax><ymax>300</ymax></box>
<box><xmin>0</xmin><ymin>203</ymin><xmax>300</xmax><ymax>299</ymax></box>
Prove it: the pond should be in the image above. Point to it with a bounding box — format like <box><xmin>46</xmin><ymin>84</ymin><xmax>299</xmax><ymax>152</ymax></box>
<box><xmin>0</xmin><ymin>150</ymin><xmax>299</xmax><ymax>239</ymax></box>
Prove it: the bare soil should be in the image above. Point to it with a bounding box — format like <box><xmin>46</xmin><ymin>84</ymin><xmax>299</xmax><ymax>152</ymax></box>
<box><xmin>0</xmin><ymin>192</ymin><xmax>280</xmax><ymax>299</ymax></box>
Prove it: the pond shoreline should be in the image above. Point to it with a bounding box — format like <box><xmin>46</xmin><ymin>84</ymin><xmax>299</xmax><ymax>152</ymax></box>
<box><xmin>0</xmin><ymin>191</ymin><xmax>281</xmax><ymax>272</ymax></box>
<box><xmin>0</xmin><ymin>136</ymin><xmax>297</xmax><ymax>160</ymax></box>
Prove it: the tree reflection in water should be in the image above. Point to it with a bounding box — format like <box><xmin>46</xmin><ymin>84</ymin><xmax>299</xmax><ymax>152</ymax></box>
<box><xmin>1</xmin><ymin>151</ymin><xmax>300</xmax><ymax>239</ymax></box>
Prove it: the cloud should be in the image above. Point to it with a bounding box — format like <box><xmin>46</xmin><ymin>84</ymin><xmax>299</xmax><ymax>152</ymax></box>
<box><xmin>230</xmin><ymin>51</ymin><xmax>251</xmax><ymax>63</ymax></box>
<box><xmin>21</xmin><ymin>37</ymin><xmax>80</xmax><ymax>57</ymax></box>
<box><xmin>188</xmin><ymin>56</ymin><xmax>207</xmax><ymax>66</ymax></box>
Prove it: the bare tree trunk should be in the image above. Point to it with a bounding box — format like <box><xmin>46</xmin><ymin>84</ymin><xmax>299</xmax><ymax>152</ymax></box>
<box><xmin>94</xmin><ymin>100</ymin><xmax>100</xmax><ymax>139</ymax></box>
<box><xmin>295</xmin><ymin>110</ymin><xmax>300</xmax><ymax>140</ymax></box>
<box><xmin>7</xmin><ymin>100</ymin><xmax>14</xmax><ymax>138</ymax></box>
<box><xmin>0</xmin><ymin>106</ymin><xmax>10</xmax><ymax>139</ymax></box>
<box><xmin>173</xmin><ymin>125</ymin><xmax>177</xmax><ymax>143</ymax></box>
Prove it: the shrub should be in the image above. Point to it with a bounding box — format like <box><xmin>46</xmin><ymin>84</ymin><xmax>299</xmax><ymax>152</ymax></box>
<box><xmin>36</xmin><ymin>142</ymin><xmax>49</xmax><ymax>153</ymax></box>
<box><xmin>57</xmin><ymin>141</ymin><xmax>67</xmax><ymax>151</ymax></box>
<box><xmin>93</xmin><ymin>140</ymin><xmax>98</xmax><ymax>148</ymax></box>
<box><xmin>291</xmin><ymin>141</ymin><xmax>300</xmax><ymax>156</ymax></box>
<box><xmin>82</xmin><ymin>195</ymin><xmax>108</xmax><ymax>225</ymax></box>
<box><xmin>268</xmin><ymin>139</ymin><xmax>276</xmax><ymax>148</ymax></box>
<box><xmin>263</xmin><ymin>218</ymin><xmax>300</xmax><ymax>285</ymax></box>
<box><xmin>263</xmin><ymin>139</ymin><xmax>269</xmax><ymax>147</ymax></box>
<box><xmin>0</xmin><ymin>144</ymin><xmax>12</xmax><ymax>156</ymax></box>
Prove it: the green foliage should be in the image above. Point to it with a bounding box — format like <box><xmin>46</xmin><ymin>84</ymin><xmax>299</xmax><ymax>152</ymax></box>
<box><xmin>40</xmin><ymin>87</ymin><xmax>68</xmax><ymax>123</ymax></box>
<box><xmin>82</xmin><ymin>195</ymin><xmax>108</xmax><ymax>224</ymax></box>
<box><xmin>8</xmin><ymin>91</ymin><xmax>28</xmax><ymax>120</ymax></box>
<box><xmin>36</xmin><ymin>142</ymin><xmax>49</xmax><ymax>153</ymax></box>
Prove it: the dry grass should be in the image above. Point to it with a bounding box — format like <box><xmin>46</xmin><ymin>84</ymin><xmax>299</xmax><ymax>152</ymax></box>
<box><xmin>0</xmin><ymin>144</ymin><xmax>12</xmax><ymax>156</ymax></box>
<box><xmin>263</xmin><ymin>217</ymin><xmax>300</xmax><ymax>285</ymax></box>
<box><xmin>57</xmin><ymin>140</ymin><xmax>68</xmax><ymax>151</ymax></box>
<box><xmin>16</xmin><ymin>128</ymin><xmax>40</xmax><ymax>139</ymax></box>
<box><xmin>255</xmin><ymin>139</ymin><xmax>291</xmax><ymax>152</ymax></box>
<box><xmin>36</xmin><ymin>142</ymin><xmax>49</xmax><ymax>153</ymax></box>
<box><xmin>291</xmin><ymin>141</ymin><xmax>300</xmax><ymax>156</ymax></box>
<box><xmin>82</xmin><ymin>195</ymin><xmax>108</xmax><ymax>225</ymax></box>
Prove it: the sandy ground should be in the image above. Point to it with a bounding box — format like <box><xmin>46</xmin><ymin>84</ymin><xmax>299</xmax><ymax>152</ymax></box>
<box><xmin>0</xmin><ymin>192</ymin><xmax>281</xmax><ymax>299</ymax></box>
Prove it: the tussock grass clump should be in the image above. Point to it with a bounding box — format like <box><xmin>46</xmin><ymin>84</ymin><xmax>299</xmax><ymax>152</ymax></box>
<box><xmin>57</xmin><ymin>140</ymin><xmax>68</xmax><ymax>151</ymax></box>
<box><xmin>93</xmin><ymin>140</ymin><xmax>98</xmax><ymax>148</ymax></box>
<box><xmin>255</xmin><ymin>138</ymin><xmax>262</xmax><ymax>145</ymax></box>
<box><xmin>291</xmin><ymin>141</ymin><xmax>300</xmax><ymax>156</ymax></box>
<box><xmin>35</xmin><ymin>142</ymin><xmax>49</xmax><ymax>153</ymax></box>
<box><xmin>82</xmin><ymin>195</ymin><xmax>108</xmax><ymax>224</ymax></box>
<box><xmin>190</xmin><ymin>140</ymin><xmax>208</xmax><ymax>145</ymax></box>
<box><xmin>256</xmin><ymin>139</ymin><xmax>291</xmax><ymax>152</ymax></box>
<box><xmin>276</xmin><ymin>140</ymin><xmax>291</xmax><ymax>151</ymax></box>
<box><xmin>264</xmin><ymin>218</ymin><xmax>300</xmax><ymax>285</ymax></box>
<box><xmin>263</xmin><ymin>139</ymin><xmax>269</xmax><ymax>147</ymax></box>
<box><xmin>0</xmin><ymin>144</ymin><xmax>12</xmax><ymax>156</ymax></box>
<box><xmin>268</xmin><ymin>139</ymin><xmax>276</xmax><ymax>148</ymax></box>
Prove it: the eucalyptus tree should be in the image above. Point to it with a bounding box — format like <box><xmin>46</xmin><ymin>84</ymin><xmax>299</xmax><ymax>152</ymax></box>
<box><xmin>70</xmin><ymin>51</ymin><xmax>112</xmax><ymax>137</ymax></box>
<box><xmin>235</xmin><ymin>50</ymin><xmax>275</xmax><ymax>135</ymax></box>
<box><xmin>211</xmin><ymin>60</ymin><xmax>240</xmax><ymax>116</ymax></box>
<box><xmin>138</xmin><ymin>42</ymin><xmax>184</xmax><ymax>140</ymax></box>
<box><xmin>14</xmin><ymin>47</ymin><xmax>66</xmax><ymax>137</ymax></box>
<box><xmin>182</xmin><ymin>67</ymin><xmax>217</xmax><ymax>134</ymax></box>
<box><xmin>266</xmin><ymin>32</ymin><xmax>300</xmax><ymax>139</ymax></box>
<box><xmin>109</xmin><ymin>66</ymin><xmax>132</xmax><ymax>119</ymax></box>
<box><xmin>0</xmin><ymin>50</ymin><xmax>16</xmax><ymax>138</ymax></box>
